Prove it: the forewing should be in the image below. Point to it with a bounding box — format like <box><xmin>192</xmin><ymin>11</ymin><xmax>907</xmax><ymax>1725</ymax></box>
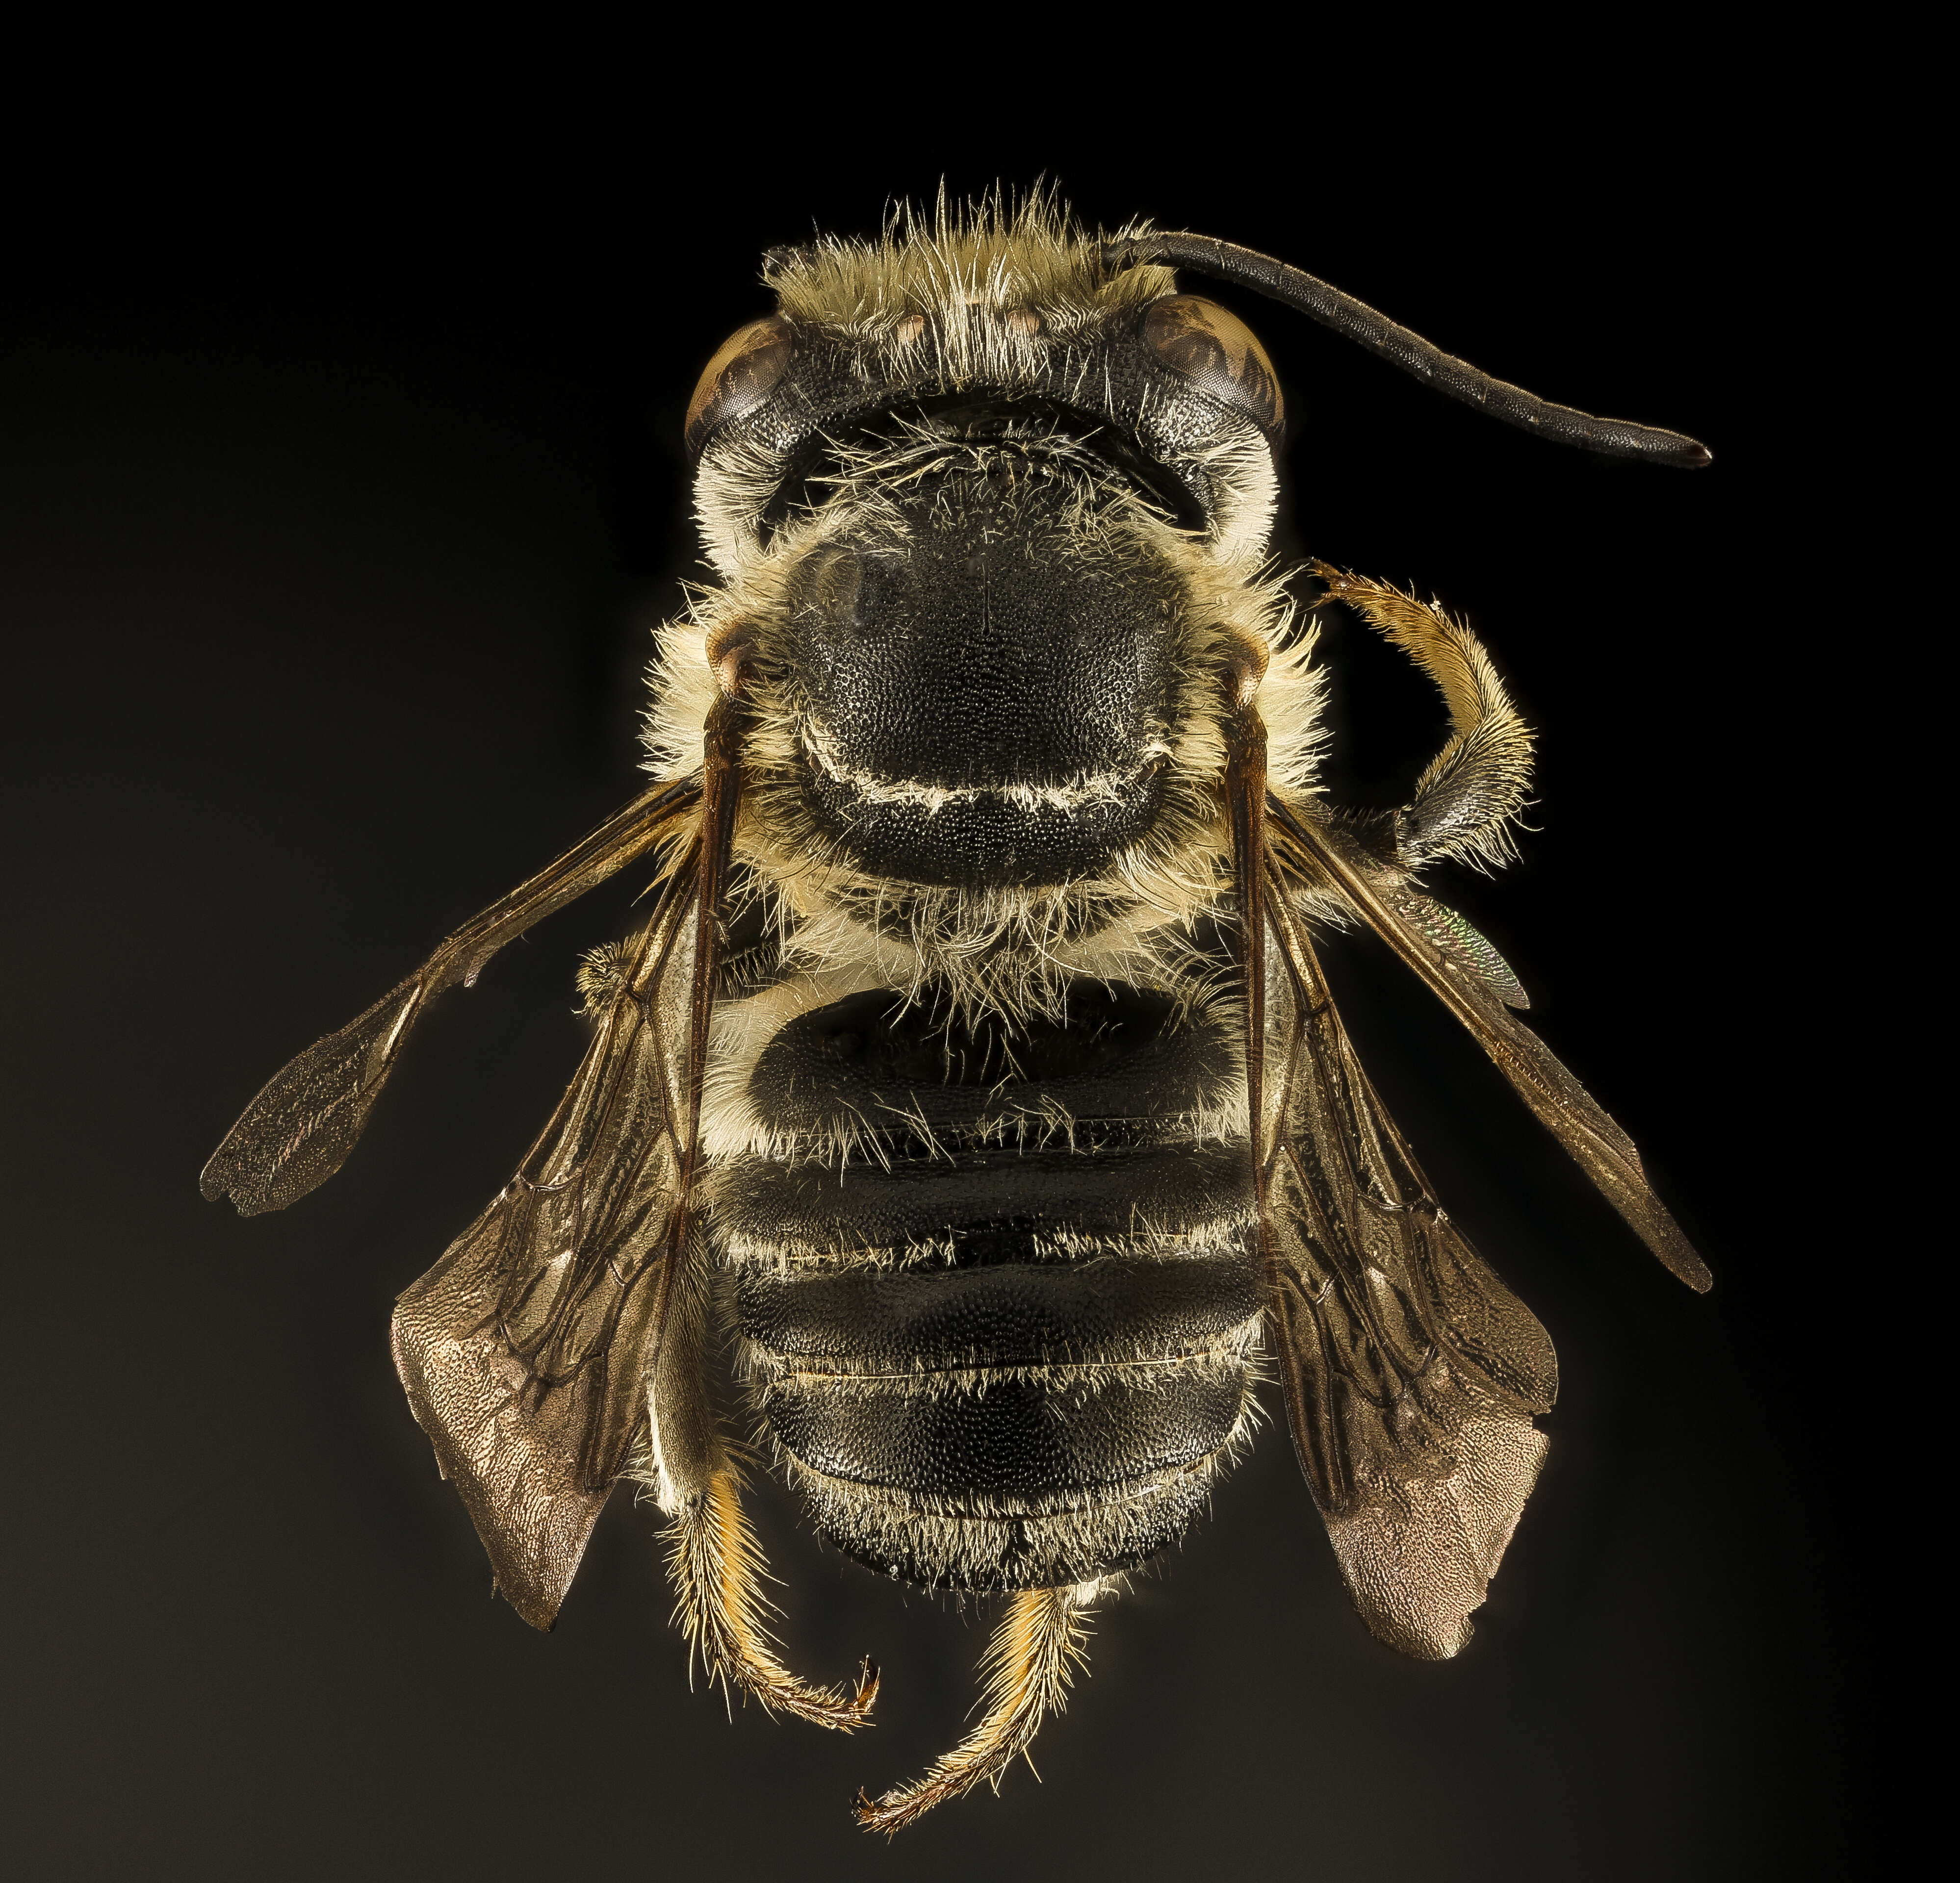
<box><xmin>390</xmin><ymin>883</ymin><xmax>697</xmax><ymax>1630</ymax></box>
<box><xmin>1269</xmin><ymin>795</ymin><xmax>1711</xmax><ymax>1291</ymax></box>
<box><xmin>200</xmin><ymin>777</ymin><xmax>699</xmax><ymax>1216</ymax></box>
<box><xmin>1261</xmin><ymin>886</ymin><xmax>1556</xmax><ymax>1660</ymax></box>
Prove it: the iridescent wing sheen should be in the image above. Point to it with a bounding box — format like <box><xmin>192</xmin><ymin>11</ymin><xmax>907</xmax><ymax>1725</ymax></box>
<box><xmin>390</xmin><ymin>864</ymin><xmax>702</xmax><ymax>1630</ymax></box>
<box><xmin>199</xmin><ymin>778</ymin><xmax>700</xmax><ymax>1217</ymax></box>
<box><xmin>1259</xmin><ymin>880</ymin><xmax>1558</xmax><ymax>1660</ymax></box>
<box><xmin>1392</xmin><ymin>887</ymin><xmax>1530</xmax><ymax>1010</ymax></box>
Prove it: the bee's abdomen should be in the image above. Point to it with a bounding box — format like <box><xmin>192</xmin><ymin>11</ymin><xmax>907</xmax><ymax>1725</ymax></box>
<box><xmin>720</xmin><ymin>1145</ymin><xmax>1253</xmax><ymax>1267</ymax></box>
<box><xmin>737</xmin><ymin>1243</ymin><xmax>1260</xmax><ymax>1588</ymax></box>
<box><xmin>718</xmin><ymin>980</ymin><xmax>1260</xmax><ymax>1590</ymax></box>
<box><xmin>742</xmin><ymin>1250</ymin><xmax>1257</xmax><ymax>1517</ymax></box>
<box><xmin>738</xmin><ymin>1252</ymin><xmax>1261</xmax><ymax>1375</ymax></box>
<box><xmin>766</xmin><ymin>1369</ymin><xmax>1247</xmax><ymax>1504</ymax></box>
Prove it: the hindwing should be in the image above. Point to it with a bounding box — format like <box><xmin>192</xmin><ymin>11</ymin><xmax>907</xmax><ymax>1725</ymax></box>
<box><xmin>1261</xmin><ymin>883</ymin><xmax>1555</xmax><ymax>1657</ymax></box>
<box><xmin>1254</xmin><ymin>789</ymin><xmax>1709</xmax><ymax>1655</ymax></box>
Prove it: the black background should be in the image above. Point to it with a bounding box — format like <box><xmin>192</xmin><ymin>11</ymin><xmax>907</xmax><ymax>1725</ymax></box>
<box><xmin>4</xmin><ymin>85</ymin><xmax>1868</xmax><ymax>1883</ymax></box>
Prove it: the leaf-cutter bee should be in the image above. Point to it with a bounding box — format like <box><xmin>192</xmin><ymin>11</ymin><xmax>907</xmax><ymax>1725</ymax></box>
<box><xmin>202</xmin><ymin>196</ymin><xmax>1711</xmax><ymax>1832</ymax></box>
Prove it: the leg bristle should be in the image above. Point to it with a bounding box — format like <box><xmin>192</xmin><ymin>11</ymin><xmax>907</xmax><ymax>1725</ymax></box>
<box><xmin>665</xmin><ymin>1466</ymin><xmax>875</xmax><ymax>1731</ymax></box>
<box><xmin>853</xmin><ymin>1582</ymin><xmax>1100</xmax><ymax>1834</ymax></box>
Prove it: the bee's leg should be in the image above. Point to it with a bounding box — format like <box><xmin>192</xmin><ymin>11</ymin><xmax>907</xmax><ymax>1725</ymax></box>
<box><xmin>648</xmin><ymin>1246</ymin><xmax>877</xmax><ymax>1732</ymax></box>
<box><xmin>662</xmin><ymin>1464</ymin><xmax>879</xmax><ymax>1731</ymax></box>
<box><xmin>853</xmin><ymin>1582</ymin><xmax>1103</xmax><ymax>1835</ymax></box>
<box><xmin>1313</xmin><ymin>564</ymin><xmax>1535</xmax><ymax>874</ymax></box>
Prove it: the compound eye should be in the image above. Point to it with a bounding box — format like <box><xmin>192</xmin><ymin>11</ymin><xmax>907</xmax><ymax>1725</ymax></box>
<box><xmin>1140</xmin><ymin>295</ymin><xmax>1284</xmax><ymax>432</ymax></box>
<box><xmin>685</xmin><ymin>316</ymin><xmax>793</xmax><ymax>455</ymax></box>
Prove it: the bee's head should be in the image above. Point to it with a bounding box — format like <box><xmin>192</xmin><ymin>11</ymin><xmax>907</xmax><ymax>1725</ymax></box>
<box><xmin>683</xmin><ymin>212</ymin><xmax>1286</xmax><ymax>578</ymax></box>
<box><xmin>661</xmin><ymin>208</ymin><xmax>1291</xmax><ymax>897</ymax></box>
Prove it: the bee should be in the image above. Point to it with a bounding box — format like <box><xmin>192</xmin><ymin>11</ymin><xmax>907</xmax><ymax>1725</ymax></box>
<box><xmin>202</xmin><ymin>196</ymin><xmax>1712</xmax><ymax>1832</ymax></box>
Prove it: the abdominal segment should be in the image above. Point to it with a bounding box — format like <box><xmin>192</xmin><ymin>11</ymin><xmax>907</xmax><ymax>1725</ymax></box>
<box><xmin>710</xmin><ymin>981</ymin><xmax>1262</xmax><ymax>1591</ymax></box>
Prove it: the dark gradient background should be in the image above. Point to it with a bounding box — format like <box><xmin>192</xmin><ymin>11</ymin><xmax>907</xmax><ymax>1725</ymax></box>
<box><xmin>4</xmin><ymin>116</ymin><xmax>1866</xmax><ymax>1881</ymax></box>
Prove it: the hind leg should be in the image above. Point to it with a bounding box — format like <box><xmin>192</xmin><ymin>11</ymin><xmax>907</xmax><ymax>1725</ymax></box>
<box><xmin>854</xmin><ymin>1582</ymin><xmax>1104</xmax><ymax>1834</ymax></box>
<box><xmin>647</xmin><ymin>1244</ymin><xmax>875</xmax><ymax>1730</ymax></box>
